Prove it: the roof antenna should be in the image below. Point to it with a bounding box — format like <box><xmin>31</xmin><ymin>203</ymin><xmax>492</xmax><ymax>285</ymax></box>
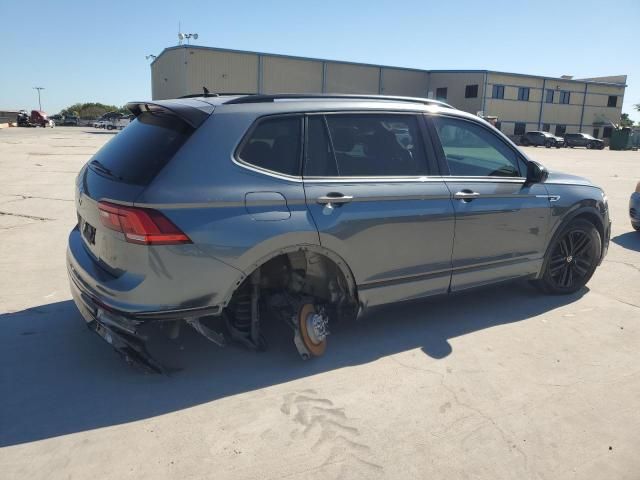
<box><xmin>203</xmin><ymin>86</ymin><xmax>210</xmax><ymax>95</ymax></box>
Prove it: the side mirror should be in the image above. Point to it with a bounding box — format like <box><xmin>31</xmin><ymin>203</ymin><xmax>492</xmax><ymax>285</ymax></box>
<box><xmin>526</xmin><ymin>161</ymin><xmax>548</xmax><ymax>184</ymax></box>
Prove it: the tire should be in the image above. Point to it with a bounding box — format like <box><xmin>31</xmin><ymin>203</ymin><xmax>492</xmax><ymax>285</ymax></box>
<box><xmin>545</xmin><ymin>140</ymin><xmax>552</xmax><ymax>148</ymax></box>
<box><xmin>598</xmin><ymin>144</ymin><xmax>605</xmax><ymax>150</ymax></box>
<box><xmin>586</xmin><ymin>143</ymin><xmax>593</xmax><ymax>149</ymax></box>
<box><xmin>536</xmin><ymin>219</ymin><xmax>601</xmax><ymax>294</ymax></box>
<box><xmin>633</xmin><ymin>224</ymin><xmax>640</xmax><ymax>232</ymax></box>
<box><xmin>521</xmin><ymin>138</ymin><xmax>529</xmax><ymax>146</ymax></box>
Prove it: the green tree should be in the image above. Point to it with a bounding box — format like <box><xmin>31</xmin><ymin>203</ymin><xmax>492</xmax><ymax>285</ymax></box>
<box><xmin>620</xmin><ymin>113</ymin><xmax>634</xmax><ymax>128</ymax></box>
<box><xmin>59</xmin><ymin>102</ymin><xmax>130</xmax><ymax>119</ymax></box>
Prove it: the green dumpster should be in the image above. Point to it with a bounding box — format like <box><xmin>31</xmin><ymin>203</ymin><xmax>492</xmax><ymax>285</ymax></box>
<box><xmin>609</xmin><ymin>127</ymin><xmax>632</xmax><ymax>150</ymax></box>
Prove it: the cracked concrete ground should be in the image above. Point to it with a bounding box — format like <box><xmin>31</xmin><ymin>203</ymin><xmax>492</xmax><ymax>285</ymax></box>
<box><xmin>0</xmin><ymin>127</ymin><xmax>639</xmax><ymax>479</ymax></box>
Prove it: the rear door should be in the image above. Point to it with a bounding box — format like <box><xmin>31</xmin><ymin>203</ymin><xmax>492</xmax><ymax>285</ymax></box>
<box><xmin>427</xmin><ymin>114</ymin><xmax>551</xmax><ymax>291</ymax></box>
<box><xmin>303</xmin><ymin>112</ymin><xmax>455</xmax><ymax>307</ymax></box>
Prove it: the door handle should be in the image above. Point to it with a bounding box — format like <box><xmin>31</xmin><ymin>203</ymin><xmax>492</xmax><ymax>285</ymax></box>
<box><xmin>454</xmin><ymin>190</ymin><xmax>480</xmax><ymax>201</ymax></box>
<box><xmin>316</xmin><ymin>193</ymin><xmax>353</xmax><ymax>206</ymax></box>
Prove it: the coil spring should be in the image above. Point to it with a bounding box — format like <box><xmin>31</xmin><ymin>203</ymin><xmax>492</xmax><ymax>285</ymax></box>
<box><xmin>230</xmin><ymin>290</ymin><xmax>252</xmax><ymax>335</ymax></box>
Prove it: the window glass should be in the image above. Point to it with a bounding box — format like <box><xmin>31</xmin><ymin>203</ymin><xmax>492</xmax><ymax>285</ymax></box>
<box><xmin>603</xmin><ymin>126</ymin><xmax>612</xmax><ymax>138</ymax></box>
<box><xmin>607</xmin><ymin>95</ymin><xmax>617</xmax><ymax>107</ymax></box>
<box><xmin>465</xmin><ymin>84</ymin><xmax>479</xmax><ymax>98</ymax></box>
<box><xmin>545</xmin><ymin>89</ymin><xmax>554</xmax><ymax>103</ymax></box>
<box><xmin>555</xmin><ymin>125</ymin><xmax>566</xmax><ymax>136</ymax></box>
<box><xmin>492</xmin><ymin>85</ymin><xmax>504</xmax><ymax>99</ymax></box>
<box><xmin>518</xmin><ymin>87</ymin><xmax>530</xmax><ymax>101</ymax></box>
<box><xmin>305</xmin><ymin>114</ymin><xmax>428</xmax><ymax>177</ymax></box>
<box><xmin>433</xmin><ymin>116</ymin><xmax>522</xmax><ymax>177</ymax></box>
<box><xmin>514</xmin><ymin>122</ymin><xmax>526</xmax><ymax>136</ymax></box>
<box><xmin>239</xmin><ymin>116</ymin><xmax>301</xmax><ymax>176</ymax></box>
<box><xmin>560</xmin><ymin>91</ymin><xmax>570</xmax><ymax>104</ymax></box>
<box><xmin>592</xmin><ymin>128</ymin><xmax>600</xmax><ymax>138</ymax></box>
<box><xmin>89</xmin><ymin>112</ymin><xmax>193</xmax><ymax>186</ymax></box>
<box><xmin>436</xmin><ymin>87</ymin><xmax>448</xmax><ymax>101</ymax></box>
<box><xmin>542</xmin><ymin>123</ymin><xmax>550</xmax><ymax>132</ymax></box>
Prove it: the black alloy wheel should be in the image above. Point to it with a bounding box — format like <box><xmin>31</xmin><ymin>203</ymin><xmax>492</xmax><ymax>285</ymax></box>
<box><xmin>537</xmin><ymin>219</ymin><xmax>601</xmax><ymax>294</ymax></box>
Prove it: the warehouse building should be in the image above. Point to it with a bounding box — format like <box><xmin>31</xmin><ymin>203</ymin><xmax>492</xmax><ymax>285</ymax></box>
<box><xmin>151</xmin><ymin>45</ymin><xmax>626</xmax><ymax>140</ymax></box>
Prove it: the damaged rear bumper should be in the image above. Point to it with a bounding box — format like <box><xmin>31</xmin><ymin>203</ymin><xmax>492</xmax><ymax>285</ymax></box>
<box><xmin>68</xmin><ymin>264</ymin><xmax>222</xmax><ymax>373</ymax></box>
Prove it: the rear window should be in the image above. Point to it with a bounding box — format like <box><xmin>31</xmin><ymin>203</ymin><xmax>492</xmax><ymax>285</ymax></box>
<box><xmin>88</xmin><ymin>112</ymin><xmax>192</xmax><ymax>185</ymax></box>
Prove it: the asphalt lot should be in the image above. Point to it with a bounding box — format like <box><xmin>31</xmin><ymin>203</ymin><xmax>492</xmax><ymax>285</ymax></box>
<box><xmin>1</xmin><ymin>126</ymin><xmax>639</xmax><ymax>479</ymax></box>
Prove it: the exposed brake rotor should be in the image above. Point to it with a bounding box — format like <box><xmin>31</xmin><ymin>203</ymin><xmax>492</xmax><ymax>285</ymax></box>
<box><xmin>294</xmin><ymin>303</ymin><xmax>328</xmax><ymax>359</ymax></box>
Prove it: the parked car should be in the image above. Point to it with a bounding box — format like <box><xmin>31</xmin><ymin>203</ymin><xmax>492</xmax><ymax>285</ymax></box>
<box><xmin>520</xmin><ymin>131</ymin><xmax>564</xmax><ymax>148</ymax></box>
<box><xmin>106</xmin><ymin>113</ymin><xmax>133</xmax><ymax>130</ymax></box>
<box><xmin>93</xmin><ymin>119</ymin><xmax>108</xmax><ymax>128</ymax></box>
<box><xmin>630</xmin><ymin>181</ymin><xmax>640</xmax><ymax>231</ymax></box>
<box><xmin>50</xmin><ymin>114</ymin><xmax>63</xmax><ymax>126</ymax></box>
<box><xmin>67</xmin><ymin>93</ymin><xmax>611</xmax><ymax>372</ymax></box>
<box><xmin>564</xmin><ymin>133</ymin><xmax>605</xmax><ymax>150</ymax></box>
<box><xmin>62</xmin><ymin>115</ymin><xmax>80</xmax><ymax>126</ymax></box>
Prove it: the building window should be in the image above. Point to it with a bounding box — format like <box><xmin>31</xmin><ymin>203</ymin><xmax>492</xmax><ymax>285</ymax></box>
<box><xmin>542</xmin><ymin>123</ymin><xmax>550</xmax><ymax>132</ymax></box>
<box><xmin>592</xmin><ymin>128</ymin><xmax>599</xmax><ymax>138</ymax></box>
<box><xmin>607</xmin><ymin>96</ymin><xmax>618</xmax><ymax>107</ymax></box>
<box><xmin>555</xmin><ymin>125</ymin><xmax>566</xmax><ymax>136</ymax></box>
<box><xmin>492</xmin><ymin>85</ymin><xmax>505</xmax><ymax>99</ymax></box>
<box><xmin>514</xmin><ymin>122</ymin><xmax>526</xmax><ymax>135</ymax></box>
<box><xmin>436</xmin><ymin>87</ymin><xmax>448</xmax><ymax>101</ymax></box>
<box><xmin>560</xmin><ymin>91</ymin><xmax>570</xmax><ymax>104</ymax></box>
<box><xmin>517</xmin><ymin>87</ymin><xmax>530</xmax><ymax>101</ymax></box>
<box><xmin>603</xmin><ymin>126</ymin><xmax>613</xmax><ymax>138</ymax></box>
<box><xmin>465</xmin><ymin>84</ymin><xmax>478</xmax><ymax>98</ymax></box>
<box><xmin>545</xmin><ymin>90</ymin><xmax>554</xmax><ymax>103</ymax></box>
<box><xmin>495</xmin><ymin>121</ymin><xmax>502</xmax><ymax>131</ymax></box>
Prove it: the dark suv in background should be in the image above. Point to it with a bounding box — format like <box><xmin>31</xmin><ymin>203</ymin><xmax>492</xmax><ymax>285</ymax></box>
<box><xmin>564</xmin><ymin>133</ymin><xmax>605</xmax><ymax>149</ymax></box>
<box><xmin>520</xmin><ymin>131</ymin><xmax>564</xmax><ymax>148</ymax></box>
<box><xmin>67</xmin><ymin>93</ymin><xmax>610</xmax><ymax>371</ymax></box>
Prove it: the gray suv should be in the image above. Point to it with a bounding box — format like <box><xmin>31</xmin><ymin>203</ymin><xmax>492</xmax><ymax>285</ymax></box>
<box><xmin>67</xmin><ymin>94</ymin><xmax>611</xmax><ymax>371</ymax></box>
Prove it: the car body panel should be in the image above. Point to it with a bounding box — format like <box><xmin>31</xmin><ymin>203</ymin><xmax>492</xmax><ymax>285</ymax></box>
<box><xmin>304</xmin><ymin>177</ymin><xmax>455</xmax><ymax>307</ymax></box>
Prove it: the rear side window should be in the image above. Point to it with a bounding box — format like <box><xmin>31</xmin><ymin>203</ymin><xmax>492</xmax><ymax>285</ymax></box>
<box><xmin>305</xmin><ymin>114</ymin><xmax>429</xmax><ymax>177</ymax></box>
<box><xmin>432</xmin><ymin>116</ymin><xmax>523</xmax><ymax>177</ymax></box>
<box><xmin>89</xmin><ymin>112</ymin><xmax>192</xmax><ymax>185</ymax></box>
<box><xmin>238</xmin><ymin>116</ymin><xmax>302</xmax><ymax>176</ymax></box>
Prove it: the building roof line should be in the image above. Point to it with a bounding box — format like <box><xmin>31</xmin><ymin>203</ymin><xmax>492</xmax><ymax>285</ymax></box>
<box><xmin>151</xmin><ymin>45</ymin><xmax>627</xmax><ymax>87</ymax></box>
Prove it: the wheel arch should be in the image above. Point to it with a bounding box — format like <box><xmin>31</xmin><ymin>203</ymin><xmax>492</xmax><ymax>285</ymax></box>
<box><xmin>219</xmin><ymin>244</ymin><xmax>359</xmax><ymax>308</ymax></box>
<box><xmin>537</xmin><ymin>205</ymin><xmax>606</xmax><ymax>278</ymax></box>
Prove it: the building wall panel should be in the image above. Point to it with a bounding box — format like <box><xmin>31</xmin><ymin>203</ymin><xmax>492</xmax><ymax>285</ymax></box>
<box><xmin>325</xmin><ymin>63</ymin><xmax>379</xmax><ymax>94</ymax></box>
<box><xmin>381</xmin><ymin>69</ymin><xmax>428</xmax><ymax>97</ymax></box>
<box><xmin>187</xmin><ymin>49</ymin><xmax>259</xmax><ymax>95</ymax></box>
<box><xmin>152</xmin><ymin>49</ymin><xmax>186</xmax><ymax>100</ymax></box>
<box><xmin>262</xmin><ymin>56</ymin><xmax>323</xmax><ymax>93</ymax></box>
<box><xmin>428</xmin><ymin>72</ymin><xmax>485</xmax><ymax>113</ymax></box>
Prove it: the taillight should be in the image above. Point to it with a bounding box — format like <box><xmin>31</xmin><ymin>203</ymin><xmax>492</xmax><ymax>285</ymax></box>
<box><xmin>97</xmin><ymin>201</ymin><xmax>191</xmax><ymax>245</ymax></box>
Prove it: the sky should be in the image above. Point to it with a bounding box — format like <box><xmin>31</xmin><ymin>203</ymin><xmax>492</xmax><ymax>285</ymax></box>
<box><xmin>1</xmin><ymin>0</ymin><xmax>638</xmax><ymax>121</ymax></box>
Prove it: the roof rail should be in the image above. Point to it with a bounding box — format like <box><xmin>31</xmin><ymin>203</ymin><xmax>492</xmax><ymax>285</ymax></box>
<box><xmin>223</xmin><ymin>93</ymin><xmax>453</xmax><ymax>108</ymax></box>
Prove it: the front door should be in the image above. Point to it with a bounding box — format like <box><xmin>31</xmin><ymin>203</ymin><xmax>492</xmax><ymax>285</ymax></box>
<box><xmin>303</xmin><ymin>113</ymin><xmax>455</xmax><ymax>308</ymax></box>
<box><xmin>428</xmin><ymin>114</ymin><xmax>551</xmax><ymax>291</ymax></box>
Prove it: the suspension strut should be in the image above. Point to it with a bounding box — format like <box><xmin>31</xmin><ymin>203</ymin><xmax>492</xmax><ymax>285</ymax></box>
<box><xmin>224</xmin><ymin>269</ymin><xmax>265</xmax><ymax>350</ymax></box>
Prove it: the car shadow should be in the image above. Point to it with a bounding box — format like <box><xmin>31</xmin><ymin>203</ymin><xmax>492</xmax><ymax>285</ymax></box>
<box><xmin>0</xmin><ymin>281</ymin><xmax>585</xmax><ymax>447</ymax></box>
<box><xmin>82</xmin><ymin>131</ymin><xmax>117</xmax><ymax>135</ymax></box>
<box><xmin>612</xmin><ymin>231</ymin><xmax>640</xmax><ymax>251</ymax></box>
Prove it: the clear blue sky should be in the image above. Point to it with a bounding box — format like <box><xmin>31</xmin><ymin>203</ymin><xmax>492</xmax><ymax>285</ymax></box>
<box><xmin>1</xmin><ymin>0</ymin><xmax>638</xmax><ymax>121</ymax></box>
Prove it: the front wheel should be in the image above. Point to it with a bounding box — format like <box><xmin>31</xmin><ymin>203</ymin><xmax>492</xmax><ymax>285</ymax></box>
<box><xmin>536</xmin><ymin>219</ymin><xmax>601</xmax><ymax>294</ymax></box>
<box><xmin>545</xmin><ymin>140</ymin><xmax>552</xmax><ymax>148</ymax></box>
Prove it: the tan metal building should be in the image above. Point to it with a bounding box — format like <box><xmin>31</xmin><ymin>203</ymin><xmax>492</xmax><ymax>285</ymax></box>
<box><xmin>151</xmin><ymin>45</ymin><xmax>626</xmax><ymax>139</ymax></box>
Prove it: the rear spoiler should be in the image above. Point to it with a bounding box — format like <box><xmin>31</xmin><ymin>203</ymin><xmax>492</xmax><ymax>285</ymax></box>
<box><xmin>126</xmin><ymin>98</ymin><xmax>215</xmax><ymax>128</ymax></box>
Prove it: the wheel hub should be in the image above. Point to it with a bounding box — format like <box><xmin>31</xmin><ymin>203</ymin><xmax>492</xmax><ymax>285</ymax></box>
<box><xmin>566</xmin><ymin>255</ymin><xmax>573</xmax><ymax>263</ymax></box>
<box><xmin>305</xmin><ymin>312</ymin><xmax>329</xmax><ymax>344</ymax></box>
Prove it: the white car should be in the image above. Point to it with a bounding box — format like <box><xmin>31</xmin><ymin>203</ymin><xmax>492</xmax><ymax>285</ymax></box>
<box><xmin>93</xmin><ymin>120</ymin><xmax>108</xmax><ymax>129</ymax></box>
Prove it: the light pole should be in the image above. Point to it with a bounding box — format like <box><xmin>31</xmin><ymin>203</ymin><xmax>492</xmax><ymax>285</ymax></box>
<box><xmin>145</xmin><ymin>54</ymin><xmax>157</xmax><ymax>61</ymax></box>
<box><xmin>33</xmin><ymin>87</ymin><xmax>45</xmax><ymax>111</ymax></box>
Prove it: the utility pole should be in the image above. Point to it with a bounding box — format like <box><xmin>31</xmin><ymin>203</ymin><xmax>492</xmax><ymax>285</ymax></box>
<box><xmin>33</xmin><ymin>87</ymin><xmax>45</xmax><ymax>111</ymax></box>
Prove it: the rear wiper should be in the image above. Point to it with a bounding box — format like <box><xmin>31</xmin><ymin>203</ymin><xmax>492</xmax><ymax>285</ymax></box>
<box><xmin>90</xmin><ymin>160</ymin><xmax>123</xmax><ymax>181</ymax></box>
